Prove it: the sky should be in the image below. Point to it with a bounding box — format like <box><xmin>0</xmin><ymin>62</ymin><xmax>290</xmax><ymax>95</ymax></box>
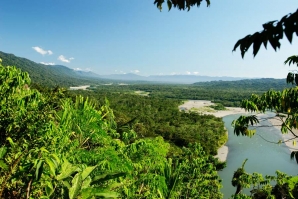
<box><xmin>0</xmin><ymin>1</ymin><xmax>297</xmax><ymax>78</ymax></box>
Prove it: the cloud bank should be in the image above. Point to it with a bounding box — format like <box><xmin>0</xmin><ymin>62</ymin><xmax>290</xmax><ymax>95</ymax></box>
<box><xmin>131</xmin><ymin>70</ymin><xmax>140</xmax><ymax>74</ymax></box>
<box><xmin>32</xmin><ymin>46</ymin><xmax>53</xmax><ymax>55</ymax></box>
<box><xmin>58</xmin><ymin>55</ymin><xmax>74</xmax><ymax>63</ymax></box>
<box><xmin>40</xmin><ymin>62</ymin><xmax>55</xmax><ymax>65</ymax></box>
<box><xmin>73</xmin><ymin>67</ymin><xmax>91</xmax><ymax>72</ymax></box>
<box><xmin>170</xmin><ymin>71</ymin><xmax>200</xmax><ymax>75</ymax></box>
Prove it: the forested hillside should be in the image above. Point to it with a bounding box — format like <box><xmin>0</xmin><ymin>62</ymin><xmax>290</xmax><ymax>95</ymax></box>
<box><xmin>0</xmin><ymin>51</ymin><xmax>105</xmax><ymax>87</ymax></box>
<box><xmin>193</xmin><ymin>78</ymin><xmax>290</xmax><ymax>91</ymax></box>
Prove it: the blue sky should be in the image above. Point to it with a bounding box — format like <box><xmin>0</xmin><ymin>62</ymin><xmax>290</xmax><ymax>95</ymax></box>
<box><xmin>0</xmin><ymin>1</ymin><xmax>297</xmax><ymax>78</ymax></box>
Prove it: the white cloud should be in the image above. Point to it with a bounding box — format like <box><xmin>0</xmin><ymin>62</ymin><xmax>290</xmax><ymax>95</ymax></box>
<box><xmin>40</xmin><ymin>62</ymin><xmax>55</xmax><ymax>65</ymax></box>
<box><xmin>185</xmin><ymin>71</ymin><xmax>200</xmax><ymax>75</ymax></box>
<box><xmin>131</xmin><ymin>70</ymin><xmax>140</xmax><ymax>74</ymax></box>
<box><xmin>115</xmin><ymin>70</ymin><xmax>125</xmax><ymax>74</ymax></box>
<box><xmin>115</xmin><ymin>70</ymin><xmax>126</xmax><ymax>74</ymax></box>
<box><xmin>74</xmin><ymin>67</ymin><xmax>91</xmax><ymax>72</ymax></box>
<box><xmin>32</xmin><ymin>46</ymin><xmax>53</xmax><ymax>55</ymax></box>
<box><xmin>58</xmin><ymin>55</ymin><xmax>74</xmax><ymax>63</ymax></box>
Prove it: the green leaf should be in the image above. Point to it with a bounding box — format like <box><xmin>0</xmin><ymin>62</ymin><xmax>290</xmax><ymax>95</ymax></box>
<box><xmin>62</xmin><ymin>180</ymin><xmax>71</xmax><ymax>189</ymax></box>
<box><xmin>39</xmin><ymin>147</ymin><xmax>49</xmax><ymax>153</ymax></box>
<box><xmin>287</xmin><ymin>176</ymin><xmax>298</xmax><ymax>198</ymax></box>
<box><xmin>45</xmin><ymin>181</ymin><xmax>54</xmax><ymax>196</ymax></box>
<box><xmin>0</xmin><ymin>147</ymin><xmax>7</xmax><ymax>159</ymax></box>
<box><xmin>50</xmin><ymin>154</ymin><xmax>61</xmax><ymax>166</ymax></box>
<box><xmin>45</xmin><ymin>157</ymin><xmax>56</xmax><ymax>176</ymax></box>
<box><xmin>6</xmin><ymin>137</ymin><xmax>15</xmax><ymax>147</ymax></box>
<box><xmin>56</xmin><ymin>159</ymin><xmax>79</xmax><ymax>181</ymax></box>
<box><xmin>35</xmin><ymin>160</ymin><xmax>44</xmax><ymax>181</ymax></box>
<box><xmin>91</xmin><ymin>172</ymin><xmax>126</xmax><ymax>185</ymax></box>
<box><xmin>69</xmin><ymin>173</ymin><xmax>83</xmax><ymax>199</ymax></box>
<box><xmin>81</xmin><ymin>165</ymin><xmax>97</xmax><ymax>181</ymax></box>
<box><xmin>81</xmin><ymin>176</ymin><xmax>92</xmax><ymax>189</ymax></box>
<box><xmin>0</xmin><ymin>160</ymin><xmax>8</xmax><ymax>171</ymax></box>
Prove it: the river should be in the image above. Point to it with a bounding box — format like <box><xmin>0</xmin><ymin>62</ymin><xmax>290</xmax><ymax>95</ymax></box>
<box><xmin>219</xmin><ymin>113</ymin><xmax>298</xmax><ymax>198</ymax></box>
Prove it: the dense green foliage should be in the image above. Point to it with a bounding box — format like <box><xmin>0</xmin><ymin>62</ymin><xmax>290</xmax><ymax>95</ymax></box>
<box><xmin>68</xmin><ymin>90</ymin><xmax>227</xmax><ymax>156</ymax></box>
<box><xmin>229</xmin><ymin>160</ymin><xmax>298</xmax><ymax>199</ymax></box>
<box><xmin>0</xmin><ymin>61</ymin><xmax>224</xmax><ymax>198</ymax></box>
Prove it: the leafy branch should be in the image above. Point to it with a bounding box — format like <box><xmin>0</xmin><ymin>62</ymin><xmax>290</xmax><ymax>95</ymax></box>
<box><xmin>154</xmin><ymin>0</ymin><xmax>210</xmax><ymax>11</ymax></box>
<box><xmin>233</xmin><ymin>9</ymin><xmax>298</xmax><ymax>57</ymax></box>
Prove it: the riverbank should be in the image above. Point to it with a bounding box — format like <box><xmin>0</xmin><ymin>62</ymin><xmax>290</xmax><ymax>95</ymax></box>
<box><xmin>179</xmin><ymin>100</ymin><xmax>247</xmax><ymax>161</ymax></box>
<box><xmin>178</xmin><ymin>100</ymin><xmax>245</xmax><ymax>118</ymax></box>
<box><xmin>268</xmin><ymin>116</ymin><xmax>298</xmax><ymax>152</ymax></box>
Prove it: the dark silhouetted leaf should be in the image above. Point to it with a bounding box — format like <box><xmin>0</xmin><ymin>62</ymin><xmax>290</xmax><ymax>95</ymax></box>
<box><xmin>252</xmin><ymin>33</ymin><xmax>262</xmax><ymax>57</ymax></box>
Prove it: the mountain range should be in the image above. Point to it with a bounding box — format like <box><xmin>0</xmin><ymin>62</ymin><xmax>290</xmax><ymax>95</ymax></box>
<box><xmin>99</xmin><ymin>73</ymin><xmax>249</xmax><ymax>84</ymax></box>
<box><xmin>0</xmin><ymin>51</ymin><xmax>282</xmax><ymax>86</ymax></box>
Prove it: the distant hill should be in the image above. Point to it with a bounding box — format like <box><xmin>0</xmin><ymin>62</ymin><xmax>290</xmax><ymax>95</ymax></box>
<box><xmin>193</xmin><ymin>78</ymin><xmax>290</xmax><ymax>91</ymax></box>
<box><xmin>0</xmin><ymin>51</ymin><xmax>104</xmax><ymax>87</ymax></box>
<box><xmin>100</xmin><ymin>73</ymin><xmax>248</xmax><ymax>84</ymax></box>
<box><xmin>100</xmin><ymin>73</ymin><xmax>146</xmax><ymax>81</ymax></box>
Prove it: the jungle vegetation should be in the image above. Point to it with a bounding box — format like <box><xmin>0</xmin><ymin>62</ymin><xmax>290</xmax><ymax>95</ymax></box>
<box><xmin>2</xmin><ymin>50</ymin><xmax>294</xmax><ymax>198</ymax></box>
<box><xmin>0</xmin><ymin>60</ymin><xmax>225</xmax><ymax>198</ymax></box>
<box><xmin>1</xmin><ymin>1</ymin><xmax>298</xmax><ymax>198</ymax></box>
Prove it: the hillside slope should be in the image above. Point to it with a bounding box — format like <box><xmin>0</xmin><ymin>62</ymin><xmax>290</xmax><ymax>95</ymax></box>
<box><xmin>0</xmin><ymin>51</ymin><xmax>104</xmax><ymax>87</ymax></box>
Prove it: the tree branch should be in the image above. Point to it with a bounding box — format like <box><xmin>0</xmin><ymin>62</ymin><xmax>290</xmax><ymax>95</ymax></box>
<box><xmin>233</xmin><ymin>9</ymin><xmax>298</xmax><ymax>57</ymax></box>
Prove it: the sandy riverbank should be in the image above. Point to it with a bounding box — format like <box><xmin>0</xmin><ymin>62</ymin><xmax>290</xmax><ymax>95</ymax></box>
<box><xmin>179</xmin><ymin>100</ymin><xmax>247</xmax><ymax>162</ymax></box>
<box><xmin>69</xmin><ymin>85</ymin><xmax>90</xmax><ymax>90</ymax></box>
<box><xmin>178</xmin><ymin>100</ymin><xmax>246</xmax><ymax>118</ymax></box>
<box><xmin>268</xmin><ymin>116</ymin><xmax>298</xmax><ymax>152</ymax></box>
